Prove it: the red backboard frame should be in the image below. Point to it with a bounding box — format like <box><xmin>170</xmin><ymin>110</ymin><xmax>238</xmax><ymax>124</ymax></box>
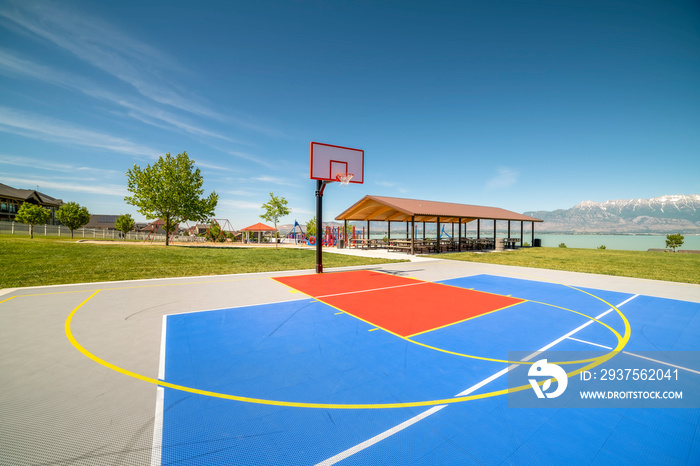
<box><xmin>310</xmin><ymin>142</ymin><xmax>364</xmax><ymax>184</ymax></box>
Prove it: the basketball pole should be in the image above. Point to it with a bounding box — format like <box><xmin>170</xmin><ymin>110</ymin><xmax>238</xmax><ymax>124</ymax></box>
<box><xmin>315</xmin><ymin>179</ymin><xmax>327</xmax><ymax>273</ymax></box>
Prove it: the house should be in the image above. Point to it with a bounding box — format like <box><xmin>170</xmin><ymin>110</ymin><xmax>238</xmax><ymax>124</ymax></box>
<box><xmin>84</xmin><ymin>215</ymin><xmax>121</xmax><ymax>230</ymax></box>
<box><xmin>0</xmin><ymin>183</ymin><xmax>63</xmax><ymax>225</ymax></box>
<box><xmin>188</xmin><ymin>224</ymin><xmax>209</xmax><ymax>235</ymax></box>
<box><xmin>140</xmin><ymin>219</ymin><xmax>178</xmax><ymax>234</ymax></box>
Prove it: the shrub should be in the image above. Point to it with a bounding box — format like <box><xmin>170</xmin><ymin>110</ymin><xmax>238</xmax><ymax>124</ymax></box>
<box><xmin>665</xmin><ymin>233</ymin><xmax>684</xmax><ymax>252</ymax></box>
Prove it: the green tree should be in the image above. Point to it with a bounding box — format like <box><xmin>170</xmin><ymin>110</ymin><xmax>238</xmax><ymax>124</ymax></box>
<box><xmin>56</xmin><ymin>202</ymin><xmax>91</xmax><ymax>239</ymax></box>
<box><xmin>15</xmin><ymin>203</ymin><xmax>51</xmax><ymax>239</ymax></box>
<box><xmin>665</xmin><ymin>233</ymin><xmax>684</xmax><ymax>252</ymax></box>
<box><xmin>115</xmin><ymin>214</ymin><xmax>135</xmax><ymax>240</ymax></box>
<box><xmin>206</xmin><ymin>221</ymin><xmax>225</xmax><ymax>242</ymax></box>
<box><xmin>306</xmin><ymin>217</ymin><xmax>317</xmax><ymax>237</ymax></box>
<box><xmin>125</xmin><ymin>152</ymin><xmax>218</xmax><ymax>246</ymax></box>
<box><xmin>260</xmin><ymin>192</ymin><xmax>290</xmax><ymax>248</ymax></box>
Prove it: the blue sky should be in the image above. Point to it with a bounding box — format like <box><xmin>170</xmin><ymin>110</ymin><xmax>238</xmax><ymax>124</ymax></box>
<box><xmin>1</xmin><ymin>0</ymin><xmax>698</xmax><ymax>228</ymax></box>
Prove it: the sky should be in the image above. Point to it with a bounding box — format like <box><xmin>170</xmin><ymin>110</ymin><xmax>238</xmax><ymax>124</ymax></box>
<box><xmin>1</xmin><ymin>0</ymin><xmax>699</xmax><ymax>228</ymax></box>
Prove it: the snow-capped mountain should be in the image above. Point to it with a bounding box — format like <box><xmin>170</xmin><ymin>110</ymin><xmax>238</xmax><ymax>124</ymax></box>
<box><xmin>524</xmin><ymin>195</ymin><xmax>700</xmax><ymax>233</ymax></box>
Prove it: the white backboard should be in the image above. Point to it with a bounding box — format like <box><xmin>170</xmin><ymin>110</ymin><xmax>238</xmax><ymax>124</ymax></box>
<box><xmin>310</xmin><ymin>142</ymin><xmax>364</xmax><ymax>184</ymax></box>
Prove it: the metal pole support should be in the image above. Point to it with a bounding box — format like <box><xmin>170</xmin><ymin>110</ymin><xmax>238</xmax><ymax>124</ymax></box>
<box><xmin>315</xmin><ymin>180</ymin><xmax>324</xmax><ymax>273</ymax></box>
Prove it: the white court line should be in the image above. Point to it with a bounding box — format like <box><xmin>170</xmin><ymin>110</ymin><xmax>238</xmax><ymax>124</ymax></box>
<box><xmin>315</xmin><ymin>295</ymin><xmax>639</xmax><ymax>465</ymax></box>
<box><xmin>566</xmin><ymin>336</ymin><xmax>613</xmax><ymax>350</ymax></box>
<box><xmin>151</xmin><ymin>315</ymin><xmax>168</xmax><ymax>466</ymax></box>
<box><xmin>314</xmin><ymin>406</ymin><xmax>446</xmax><ymax>466</ymax></box>
<box><xmin>623</xmin><ymin>352</ymin><xmax>700</xmax><ymax>375</ymax></box>
<box><xmin>150</xmin><ymin>387</ymin><xmax>164</xmax><ymax>466</ymax></box>
<box><xmin>0</xmin><ymin>287</ymin><xmax>18</xmax><ymax>297</ymax></box>
<box><xmin>316</xmin><ymin>281</ymin><xmax>429</xmax><ymax>299</ymax></box>
<box><xmin>565</xmin><ymin>333</ymin><xmax>700</xmax><ymax>375</ymax></box>
<box><xmin>158</xmin><ymin>315</ymin><xmax>167</xmax><ymax>381</ymax></box>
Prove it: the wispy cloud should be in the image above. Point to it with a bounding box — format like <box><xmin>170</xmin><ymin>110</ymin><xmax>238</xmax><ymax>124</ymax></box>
<box><xmin>485</xmin><ymin>167</ymin><xmax>518</xmax><ymax>191</ymax></box>
<box><xmin>0</xmin><ymin>154</ymin><xmax>122</xmax><ymax>177</ymax></box>
<box><xmin>2</xmin><ymin>175</ymin><xmax>127</xmax><ymax>196</ymax></box>
<box><xmin>221</xmin><ymin>189</ymin><xmax>257</xmax><ymax>197</ymax></box>
<box><xmin>0</xmin><ymin>1</ymin><xmax>282</xmax><ymax>136</ymax></box>
<box><xmin>0</xmin><ymin>49</ymin><xmax>246</xmax><ymax>144</ymax></box>
<box><xmin>219</xmin><ymin>199</ymin><xmax>262</xmax><ymax>210</ymax></box>
<box><xmin>0</xmin><ymin>1</ymin><xmax>199</xmax><ymax>114</ymax></box>
<box><xmin>220</xmin><ymin>149</ymin><xmax>277</xmax><ymax>168</ymax></box>
<box><xmin>193</xmin><ymin>159</ymin><xmax>237</xmax><ymax>172</ymax></box>
<box><xmin>0</xmin><ymin>106</ymin><xmax>161</xmax><ymax>157</ymax></box>
<box><xmin>374</xmin><ymin>179</ymin><xmax>408</xmax><ymax>193</ymax></box>
<box><xmin>289</xmin><ymin>206</ymin><xmax>313</xmax><ymax>216</ymax></box>
<box><xmin>251</xmin><ymin>175</ymin><xmax>300</xmax><ymax>187</ymax></box>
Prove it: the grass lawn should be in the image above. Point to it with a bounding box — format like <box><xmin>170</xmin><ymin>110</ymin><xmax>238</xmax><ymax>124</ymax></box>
<box><xmin>426</xmin><ymin>247</ymin><xmax>700</xmax><ymax>284</ymax></box>
<box><xmin>0</xmin><ymin>236</ymin><xmax>405</xmax><ymax>288</ymax></box>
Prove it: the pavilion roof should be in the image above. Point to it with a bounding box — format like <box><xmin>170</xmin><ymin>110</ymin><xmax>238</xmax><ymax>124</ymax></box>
<box><xmin>335</xmin><ymin>195</ymin><xmax>543</xmax><ymax>224</ymax></box>
<box><xmin>240</xmin><ymin>222</ymin><xmax>277</xmax><ymax>232</ymax></box>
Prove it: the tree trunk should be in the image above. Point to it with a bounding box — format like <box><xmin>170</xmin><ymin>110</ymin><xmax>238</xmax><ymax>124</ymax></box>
<box><xmin>71</xmin><ymin>229</ymin><xmax>74</xmax><ymax>239</ymax></box>
<box><xmin>29</xmin><ymin>224</ymin><xmax>33</xmax><ymax>239</ymax></box>
<box><xmin>165</xmin><ymin>218</ymin><xmax>170</xmax><ymax>246</ymax></box>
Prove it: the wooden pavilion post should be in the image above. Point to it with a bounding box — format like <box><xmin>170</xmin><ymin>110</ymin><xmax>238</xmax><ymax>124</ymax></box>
<box><xmin>422</xmin><ymin>222</ymin><xmax>426</xmax><ymax>240</ymax></box>
<box><xmin>520</xmin><ymin>221</ymin><xmax>524</xmax><ymax>247</ymax></box>
<box><xmin>458</xmin><ymin>217</ymin><xmax>462</xmax><ymax>252</ymax></box>
<box><xmin>477</xmin><ymin>219</ymin><xmax>481</xmax><ymax>239</ymax></box>
<box><xmin>436</xmin><ymin>217</ymin><xmax>441</xmax><ymax>254</ymax></box>
<box><xmin>387</xmin><ymin>220</ymin><xmax>391</xmax><ymax>244</ymax></box>
<box><xmin>493</xmin><ymin>219</ymin><xmax>497</xmax><ymax>249</ymax></box>
<box><xmin>531</xmin><ymin>221</ymin><xmax>535</xmax><ymax>245</ymax></box>
<box><xmin>410</xmin><ymin>216</ymin><xmax>415</xmax><ymax>255</ymax></box>
<box><xmin>344</xmin><ymin>219</ymin><xmax>348</xmax><ymax>247</ymax></box>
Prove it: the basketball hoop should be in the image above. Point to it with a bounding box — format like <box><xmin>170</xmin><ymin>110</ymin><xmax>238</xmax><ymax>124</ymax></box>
<box><xmin>336</xmin><ymin>173</ymin><xmax>354</xmax><ymax>185</ymax></box>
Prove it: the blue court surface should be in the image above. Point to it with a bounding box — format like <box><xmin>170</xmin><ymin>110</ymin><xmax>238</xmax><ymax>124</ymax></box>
<box><xmin>158</xmin><ymin>274</ymin><xmax>700</xmax><ymax>465</ymax></box>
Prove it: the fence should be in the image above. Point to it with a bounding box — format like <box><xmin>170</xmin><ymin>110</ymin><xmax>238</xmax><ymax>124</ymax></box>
<box><xmin>0</xmin><ymin>221</ymin><xmax>204</xmax><ymax>242</ymax></box>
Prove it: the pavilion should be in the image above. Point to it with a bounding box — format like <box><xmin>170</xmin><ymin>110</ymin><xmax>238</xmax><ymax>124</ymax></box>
<box><xmin>240</xmin><ymin>222</ymin><xmax>277</xmax><ymax>243</ymax></box>
<box><xmin>335</xmin><ymin>195</ymin><xmax>543</xmax><ymax>254</ymax></box>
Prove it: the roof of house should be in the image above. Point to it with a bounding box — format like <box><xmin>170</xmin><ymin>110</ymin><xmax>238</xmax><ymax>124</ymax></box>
<box><xmin>240</xmin><ymin>222</ymin><xmax>277</xmax><ymax>231</ymax></box>
<box><xmin>0</xmin><ymin>182</ymin><xmax>63</xmax><ymax>207</ymax></box>
<box><xmin>84</xmin><ymin>215</ymin><xmax>120</xmax><ymax>229</ymax></box>
<box><xmin>335</xmin><ymin>195</ymin><xmax>543</xmax><ymax>224</ymax></box>
<box><xmin>139</xmin><ymin>218</ymin><xmax>179</xmax><ymax>231</ymax></box>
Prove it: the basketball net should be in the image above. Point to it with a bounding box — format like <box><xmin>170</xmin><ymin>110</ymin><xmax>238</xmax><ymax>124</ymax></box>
<box><xmin>336</xmin><ymin>173</ymin><xmax>354</xmax><ymax>185</ymax></box>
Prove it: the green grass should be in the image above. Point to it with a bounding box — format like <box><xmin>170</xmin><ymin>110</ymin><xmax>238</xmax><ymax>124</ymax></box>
<box><xmin>426</xmin><ymin>247</ymin><xmax>700</xmax><ymax>284</ymax></box>
<box><xmin>0</xmin><ymin>236</ymin><xmax>405</xmax><ymax>288</ymax></box>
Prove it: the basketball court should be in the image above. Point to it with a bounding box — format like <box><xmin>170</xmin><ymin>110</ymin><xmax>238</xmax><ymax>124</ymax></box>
<box><xmin>1</xmin><ymin>259</ymin><xmax>699</xmax><ymax>465</ymax></box>
<box><xmin>2</xmin><ymin>144</ymin><xmax>699</xmax><ymax>464</ymax></box>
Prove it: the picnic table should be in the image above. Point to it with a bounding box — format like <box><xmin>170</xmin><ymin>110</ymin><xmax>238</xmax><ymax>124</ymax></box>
<box><xmin>503</xmin><ymin>238</ymin><xmax>520</xmax><ymax>249</ymax></box>
<box><xmin>351</xmin><ymin>238</ymin><xmax>384</xmax><ymax>250</ymax></box>
<box><xmin>387</xmin><ymin>239</ymin><xmax>437</xmax><ymax>254</ymax></box>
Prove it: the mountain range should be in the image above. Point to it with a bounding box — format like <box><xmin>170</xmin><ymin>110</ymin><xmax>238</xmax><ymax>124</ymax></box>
<box><xmin>523</xmin><ymin>195</ymin><xmax>700</xmax><ymax>234</ymax></box>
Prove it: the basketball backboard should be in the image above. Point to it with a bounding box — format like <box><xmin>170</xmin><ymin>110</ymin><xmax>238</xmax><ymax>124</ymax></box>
<box><xmin>310</xmin><ymin>142</ymin><xmax>364</xmax><ymax>184</ymax></box>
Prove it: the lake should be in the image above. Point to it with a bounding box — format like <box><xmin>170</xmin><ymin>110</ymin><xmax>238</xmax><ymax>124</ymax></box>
<box><xmin>364</xmin><ymin>231</ymin><xmax>700</xmax><ymax>252</ymax></box>
<box><xmin>535</xmin><ymin>234</ymin><xmax>699</xmax><ymax>251</ymax></box>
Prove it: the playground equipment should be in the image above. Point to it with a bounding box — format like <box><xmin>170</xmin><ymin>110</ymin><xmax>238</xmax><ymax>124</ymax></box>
<box><xmin>287</xmin><ymin>220</ymin><xmax>307</xmax><ymax>244</ymax></box>
<box><xmin>440</xmin><ymin>224</ymin><xmax>452</xmax><ymax>240</ymax></box>
<box><xmin>206</xmin><ymin>219</ymin><xmax>235</xmax><ymax>242</ymax></box>
<box><xmin>143</xmin><ymin>219</ymin><xmax>179</xmax><ymax>243</ymax></box>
